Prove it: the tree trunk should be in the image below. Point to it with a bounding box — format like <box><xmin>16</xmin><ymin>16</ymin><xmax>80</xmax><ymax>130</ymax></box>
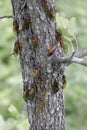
<box><xmin>11</xmin><ymin>0</ymin><xmax>65</xmax><ymax>130</ymax></box>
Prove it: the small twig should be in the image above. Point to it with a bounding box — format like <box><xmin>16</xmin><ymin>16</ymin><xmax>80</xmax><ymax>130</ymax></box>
<box><xmin>57</xmin><ymin>56</ymin><xmax>87</xmax><ymax>66</ymax></box>
<box><xmin>0</xmin><ymin>15</ymin><xmax>13</xmax><ymax>19</ymax></box>
<box><xmin>56</xmin><ymin>55</ymin><xmax>87</xmax><ymax>66</ymax></box>
<box><xmin>50</xmin><ymin>51</ymin><xmax>75</xmax><ymax>64</ymax></box>
<box><xmin>71</xmin><ymin>57</ymin><xmax>87</xmax><ymax>66</ymax></box>
<box><xmin>68</xmin><ymin>51</ymin><xmax>75</xmax><ymax>63</ymax></box>
<box><xmin>48</xmin><ymin>49</ymin><xmax>87</xmax><ymax>67</ymax></box>
<box><xmin>75</xmin><ymin>49</ymin><xmax>87</xmax><ymax>58</ymax></box>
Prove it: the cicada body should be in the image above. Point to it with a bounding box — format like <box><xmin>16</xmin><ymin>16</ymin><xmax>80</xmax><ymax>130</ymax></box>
<box><xmin>23</xmin><ymin>82</ymin><xmax>37</xmax><ymax>101</ymax></box>
<box><xmin>48</xmin><ymin>44</ymin><xmax>56</xmax><ymax>56</ymax></box>
<box><xmin>39</xmin><ymin>97</ymin><xmax>45</xmax><ymax>111</ymax></box>
<box><xmin>39</xmin><ymin>76</ymin><xmax>46</xmax><ymax>89</ymax></box>
<box><xmin>40</xmin><ymin>0</ymin><xmax>48</xmax><ymax>8</ymax></box>
<box><xmin>23</xmin><ymin>86</ymin><xmax>29</xmax><ymax>102</ymax></box>
<box><xmin>52</xmin><ymin>80</ymin><xmax>59</xmax><ymax>93</ymax></box>
<box><xmin>56</xmin><ymin>31</ymin><xmax>65</xmax><ymax>51</ymax></box>
<box><xmin>32</xmin><ymin>33</ymin><xmax>39</xmax><ymax>47</ymax></box>
<box><xmin>41</xmin><ymin>0</ymin><xmax>55</xmax><ymax>20</ymax></box>
<box><xmin>46</xmin><ymin>4</ymin><xmax>55</xmax><ymax>20</ymax></box>
<box><xmin>34</xmin><ymin>64</ymin><xmax>41</xmax><ymax>79</ymax></box>
<box><xmin>62</xmin><ymin>74</ymin><xmax>67</xmax><ymax>89</ymax></box>
<box><xmin>13</xmin><ymin>40</ymin><xmax>20</xmax><ymax>57</ymax></box>
<box><xmin>29</xmin><ymin>82</ymin><xmax>37</xmax><ymax>100</ymax></box>
<box><xmin>13</xmin><ymin>19</ymin><xmax>19</xmax><ymax>33</ymax></box>
<box><xmin>22</xmin><ymin>13</ymin><xmax>31</xmax><ymax>30</ymax></box>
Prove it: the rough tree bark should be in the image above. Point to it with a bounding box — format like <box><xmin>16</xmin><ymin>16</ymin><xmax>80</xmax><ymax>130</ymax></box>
<box><xmin>11</xmin><ymin>0</ymin><xmax>65</xmax><ymax>130</ymax></box>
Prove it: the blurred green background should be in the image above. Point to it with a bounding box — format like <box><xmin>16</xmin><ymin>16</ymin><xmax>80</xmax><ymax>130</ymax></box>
<box><xmin>0</xmin><ymin>0</ymin><xmax>87</xmax><ymax>130</ymax></box>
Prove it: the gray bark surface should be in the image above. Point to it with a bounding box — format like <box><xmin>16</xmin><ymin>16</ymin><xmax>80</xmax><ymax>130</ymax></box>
<box><xmin>11</xmin><ymin>0</ymin><xmax>65</xmax><ymax>130</ymax></box>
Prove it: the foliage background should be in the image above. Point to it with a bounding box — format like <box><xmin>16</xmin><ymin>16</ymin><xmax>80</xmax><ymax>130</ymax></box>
<box><xmin>0</xmin><ymin>0</ymin><xmax>87</xmax><ymax>130</ymax></box>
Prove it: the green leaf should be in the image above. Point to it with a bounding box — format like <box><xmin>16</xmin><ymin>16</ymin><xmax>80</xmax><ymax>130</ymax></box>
<box><xmin>56</xmin><ymin>13</ymin><xmax>68</xmax><ymax>29</ymax></box>
<box><xmin>8</xmin><ymin>104</ymin><xmax>19</xmax><ymax>119</ymax></box>
<box><xmin>68</xmin><ymin>17</ymin><xmax>76</xmax><ymax>36</ymax></box>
